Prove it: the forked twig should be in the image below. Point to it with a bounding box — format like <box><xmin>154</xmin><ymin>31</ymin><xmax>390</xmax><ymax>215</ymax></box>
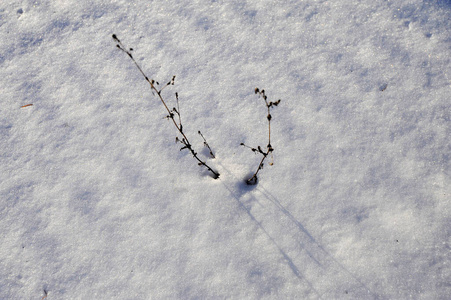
<box><xmin>112</xmin><ymin>34</ymin><xmax>219</xmax><ymax>179</ymax></box>
<box><xmin>241</xmin><ymin>88</ymin><xmax>280</xmax><ymax>185</ymax></box>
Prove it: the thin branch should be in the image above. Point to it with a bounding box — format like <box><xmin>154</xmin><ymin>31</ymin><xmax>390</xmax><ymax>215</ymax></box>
<box><xmin>113</xmin><ymin>34</ymin><xmax>219</xmax><ymax>179</ymax></box>
<box><xmin>174</xmin><ymin>92</ymin><xmax>182</xmax><ymax>132</ymax></box>
<box><xmin>199</xmin><ymin>131</ymin><xmax>215</xmax><ymax>158</ymax></box>
<box><xmin>242</xmin><ymin>88</ymin><xmax>280</xmax><ymax>185</ymax></box>
<box><xmin>41</xmin><ymin>289</ymin><xmax>48</xmax><ymax>300</ymax></box>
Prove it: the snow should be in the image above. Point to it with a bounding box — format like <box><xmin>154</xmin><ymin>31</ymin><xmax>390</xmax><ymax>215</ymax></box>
<box><xmin>1</xmin><ymin>0</ymin><xmax>450</xmax><ymax>299</ymax></box>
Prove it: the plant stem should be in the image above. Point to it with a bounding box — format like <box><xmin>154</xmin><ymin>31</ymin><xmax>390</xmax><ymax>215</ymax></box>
<box><xmin>113</xmin><ymin>35</ymin><xmax>219</xmax><ymax>179</ymax></box>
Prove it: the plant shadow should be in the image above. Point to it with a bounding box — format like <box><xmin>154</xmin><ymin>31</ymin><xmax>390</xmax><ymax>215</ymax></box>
<box><xmin>218</xmin><ymin>163</ymin><xmax>377</xmax><ymax>298</ymax></box>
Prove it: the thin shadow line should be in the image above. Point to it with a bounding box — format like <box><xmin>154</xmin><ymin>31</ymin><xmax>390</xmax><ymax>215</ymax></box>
<box><xmin>256</xmin><ymin>185</ymin><xmax>379</xmax><ymax>299</ymax></box>
<box><xmin>216</xmin><ymin>161</ymin><xmax>378</xmax><ymax>298</ymax></box>
<box><xmin>220</xmin><ymin>180</ymin><xmax>323</xmax><ymax>299</ymax></box>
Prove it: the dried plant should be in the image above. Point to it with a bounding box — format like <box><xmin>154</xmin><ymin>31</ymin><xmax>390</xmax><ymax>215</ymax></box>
<box><xmin>241</xmin><ymin>88</ymin><xmax>280</xmax><ymax>185</ymax></box>
<box><xmin>112</xmin><ymin>34</ymin><xmax>219</xmax><ymax>179</ymax></box>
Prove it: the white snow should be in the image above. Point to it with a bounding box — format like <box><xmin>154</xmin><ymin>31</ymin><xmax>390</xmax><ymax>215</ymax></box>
<box><xmin>1</xmin><ymin>0</ymin><xmax>450</xmax><ymax>299</ymax></box>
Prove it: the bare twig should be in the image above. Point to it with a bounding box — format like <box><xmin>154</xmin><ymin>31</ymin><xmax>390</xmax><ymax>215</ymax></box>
<box><xmin>112</xmin><ymin>34</ymin><xmax>219</xmax><ymax>179</ymax></box>
<box><xmin>242</xmin><ymin>88</ymin><xmax>280</xmax><ymax>185</ymax></box>
<box><xmin>41</xmin><ymin>289</ymin><xmax>48</xmax><ymax>300</ymax></box>
<box><xmin>198</xmin><ymin>131</ymin><xmax>215</xmax><ymax>158</ymax></box>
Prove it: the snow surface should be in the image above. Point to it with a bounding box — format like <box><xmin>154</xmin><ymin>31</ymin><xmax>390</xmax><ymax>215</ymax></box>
<box><xmin>1</xmin><ymin>0</ymin><xmax>450</xmax><ymax>299</ymax></box>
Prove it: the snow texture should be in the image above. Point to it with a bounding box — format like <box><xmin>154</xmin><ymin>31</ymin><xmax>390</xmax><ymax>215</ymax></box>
<box><xmin>1</xmin><ymin>0</ymin><xmax>450</xmax><ymax>299</ymax></box>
